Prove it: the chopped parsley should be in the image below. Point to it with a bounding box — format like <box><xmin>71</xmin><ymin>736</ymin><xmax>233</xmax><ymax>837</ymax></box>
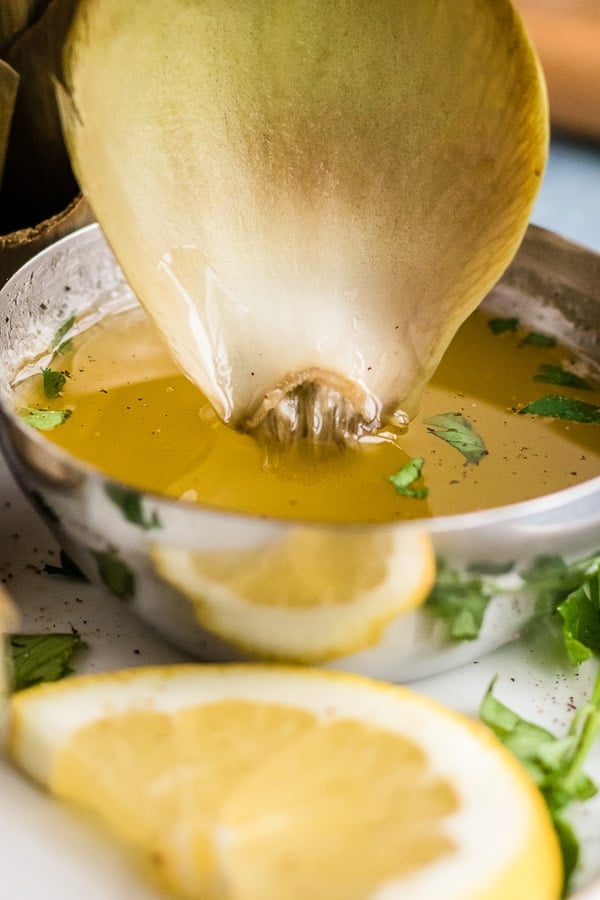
<box><xmin>8</xmin><ymin>632</ymin><xmax>85</xmax><ymax>692</ymax></box>
<box><xmin>424</xmin><ymin>412</ymin><xmax>488</xmax><ymax>464</ymax></box>
<box><xmin>518</xmin><ymin>395</ymin><xmax>600</xmax><ymax>423</ymax></box>
<box><xmin>94</xmin><ymin>551</ymin><xmax>136</xmax><ymax>600</ymax></box>
<box><xmin>53</xmin><ymin>338</ymin><xmax>74</xmax><ymax>358</ymax></box>
<box><xmin>51</xmin><ymin>315</ymin><xmax>76</xmax><ymax>348</ymax></box>
<box><xmin>388</xmin><ymin>457</ymin><xmax>428</xmax><ymax>499</ymax></box>
<box><xmin>521</xmin><ymin>331</ymin><xmax>557</xmax><ymax>348</ymax></box>
<box><xmin>557</xmin><ymin>565</ymin><xmax>600</xmax><ymax>666</ymax></box>
<box><xmin>521</xmin><ymin>554</ymin><xmax>579</xmax><ymax>617</ymax></box>
<box><xmin>41</xmin><ymin>367</ymin><xmax>67</xmax><ymax>399</ymax></box>
<box><xmin>20</xmin><ymin>407</ymin><xmax>72</xmax><ymax>430</ymax></box>
<box><xmin>488</xmin><ymin>316</ymin><xmax>519</xmax><ymax>334</ymax></box>
<box><xmin>533</xmin><ymin>364</ymin><xmax>592</xmax><ymax>390</ymax></box>
<box><xmin>425</xmin><ymin>561</ymin><xmax>492</xmax><ymax>640</ymax></box>
<box><xmin>105</xmin><ymin>484</ymin><xmax>162</xmax><ymax>530</ymax></box>
<box><xmin>428</xmin><ymin>551</ymin><xmax>600</xmax><ymax>651</ymax></box>
<box><xmin>481</xmin><ymin>671</ymin><xmax>600</xmax><ymax>893</ymax></box>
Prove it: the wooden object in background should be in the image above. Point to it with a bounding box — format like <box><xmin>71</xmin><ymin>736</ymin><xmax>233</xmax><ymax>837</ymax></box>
<box><xmin>0</xmin><ymin>0</ymin><xmax>91</xmax><ymax>288</ymax></box>
<box><xmin>515</xmin><ymin>0</ymin><xmax>600</xmax><ymax>140</ymax></box>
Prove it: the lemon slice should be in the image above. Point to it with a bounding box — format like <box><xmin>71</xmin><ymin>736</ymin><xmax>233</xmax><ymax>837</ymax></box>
<box><xmin>0</xmin><ymin>584</ymin><xmax>18</xmax><ymax>701</ymax></box>
<box><xmin>151</xmin><ymin>527</ymin><xmax>435</xmax><ymax>663</ymax></box>
<box><xmin>8</xmin><ymin>664</ymin><xmax>561</xmax><ymax>899</ymax></box>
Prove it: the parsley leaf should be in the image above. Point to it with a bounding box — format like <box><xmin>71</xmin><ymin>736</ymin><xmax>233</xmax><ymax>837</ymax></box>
<box><xmin>427</xmin><ymin>552</ymin><xmax>600</xmax><ymax>646</ymax></box>
<box><xmin>518</xmin><ymin>395</ymin><xmax>600</xmax><ymax>423</ymax></box>
<box><xmin>41</xmin><ymin>367</ymin><xmax>67</xmax><ymax>399</ymax></box>
<box><xmin>52</xmin><ymin>315</ymin><xmax>76</xmax><ymax>348</ymax></box>
<box><xmin>533</xmin><ymin>364</ymin><xmax>592</xmax><ymax>391</ymax></box>
<box><xmin>94</xmin><ymin>551</ymin><xmax>135</xmax><ymax>600</ymax></box>
<box><xmin>467</xmin><ymin>560</ymin><xmax>515</xmax><ymax>576</ymax></box>
<box><xmin>480</xmin><ymin>672</ymin><xmax>600</xmax><ymax>894</ymax></box>
<box><xmin>521</xmin><ymin>331</ymin><xmax>557</xmax><ymax>348</ymax></box>
<box><xmin>425</xmin><ymin>561</ymin><xmax>492</xmax><ymax>640</ymax></box>
<box><xmin>20</xmin><ymin>407</ymin><xmax>72</xmax><ymax>430</ymax></box>
<box><xmin>521</xmin><ymin>555</ymin><xmax>584</xmax><ymax>617</ymax></box>
<box><xmin>9</xmin><ymin>632</ymin><xmax>85</xmax><ymax>692</ymax></box>
<box><xmin>424</xmin><ymin>412</ymin><xmax>488</xmax><ymax>464</ymax></box>
<box><xmin>388</xmin><ymin>457</ymin><xmax>428</xmax><ymax>499</ymax></box>
<box><xmin>488</xmin><ymin>317</ymin><xmax>519</xmax><ymax>334</ymax></box>
<box><xmin>53</xmin><ymin>338</ymin><xmax>74</xmax><ymax>358</ymax></box>
<box><xmin>557</xmin><ymin>566</ymin><xmax>600</xmax><ymax>666</ymax></box>
<box><xmin>105</xmin><ymin>484</ymin><xmax>162</xmax><ymax>530</ymax></box>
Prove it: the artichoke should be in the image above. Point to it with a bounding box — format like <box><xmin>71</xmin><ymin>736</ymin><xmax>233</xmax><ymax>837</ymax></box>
<box><xmin>59</xmin><ymin>0</ymin><xmax>548</xmax><ymax>444</ymax></box>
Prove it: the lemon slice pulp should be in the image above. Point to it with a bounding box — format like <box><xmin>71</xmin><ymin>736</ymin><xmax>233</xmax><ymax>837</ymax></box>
<box><xmin>152</xmin><ymin>527</ymin><xmax>435</xmax><ymax>662</ymax></box>
<box><xmin>8</xmin><ymin>664</ymin><xmax>561</xmax><ymax>899</ymax></box>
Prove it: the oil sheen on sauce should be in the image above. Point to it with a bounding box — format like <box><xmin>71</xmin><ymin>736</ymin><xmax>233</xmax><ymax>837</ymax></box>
<box><xmin>13</xmin><ymin>306</ymin><xmax>600</xmax><ymax>523</ymax></box>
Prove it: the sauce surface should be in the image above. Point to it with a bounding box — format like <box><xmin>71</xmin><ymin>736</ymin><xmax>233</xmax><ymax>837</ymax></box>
<box><xmin>13</xmin><ymin>306</ymin><xmax>600</xmax><ymax>523</ymax></box>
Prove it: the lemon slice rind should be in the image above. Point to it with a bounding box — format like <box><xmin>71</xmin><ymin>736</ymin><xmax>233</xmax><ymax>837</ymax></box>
<box><xmin>8</xmin><ymin>664</ymin><xmax>562</xmax><ymax>900</ymax></box>
<box><xmin>0</xmin><ymin>584</ymin><xmax>18</xmax><ymax>701</ymax></box>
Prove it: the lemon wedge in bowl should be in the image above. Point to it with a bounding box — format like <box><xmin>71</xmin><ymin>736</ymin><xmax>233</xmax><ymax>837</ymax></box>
<box><xmin>151</xmin><ymin>527</ymin><xmax>435</xmax><ymax>663</ymax></box>
<box><xmin>7</xmin><ymin>664</ymin><xmax>562</xmax><ymax>899</ymax></box>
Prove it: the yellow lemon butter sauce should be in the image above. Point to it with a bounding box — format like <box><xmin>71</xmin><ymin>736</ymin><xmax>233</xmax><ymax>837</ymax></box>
<box><xmin>13</xmin><ymin>304</ymin><xmax>600</xmax><ymax>523</ymax></box>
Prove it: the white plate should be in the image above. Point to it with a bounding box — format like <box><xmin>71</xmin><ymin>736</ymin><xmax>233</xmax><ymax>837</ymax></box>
<box><xmin>1</xmin><ymin>449</ymin><xmax>599</xmax><ymax>900</ymax></box>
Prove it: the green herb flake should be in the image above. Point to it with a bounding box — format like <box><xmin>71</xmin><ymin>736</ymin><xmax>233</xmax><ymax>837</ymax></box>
<box><xmin>424</xmin><ymin>412</ymin><xmax>488</xmax><ymax>464</ymax></box>
<box><xmin>480</xmin><ymin>672</ymin><xmax>600</xmax><ymax>894</ymax></box>
<box><xmin>54</xmin><ymin>338</ymin><xmax>74</xmax><ymax>358</ymax></box>
<box><xmin>488</xmin><ymin>317</ymin><xmax>519</xmax><ymax>335</ymax></box>
<box><xmin>9</xmin><ymin>632</ymin><xmax>85</xmax><ymax>692</ymax></box>
<box><xmin>467</xmin><ymin>560</ymin><xmax>515</xmax><ymax>576</ymax></box>
<box><xmin>425</xmin><ymin>561</ymin><xmax>491</xmax><ymax>640</ymax></box>
<box><xmin>518</xmin><ymin>395</ymin><xmax>600</xmax><ymax>424</ymax></box>
<box><xmin>105</xmin><ymin>484</ymin><xmax>162</xmax><ymax>530</ymax></box>
<box><xmin>20</xmin><ymin>407</ymin><xmax>72</xmax><ymax>430</ymax></box>
<box><xmin>41</xmin><ymin>367</ymin><xmax>67</xmax><ymax>399</ymax></box>
<box><xmin>94</xmin><ymin>551</ymin><xmax>135</xmax><ymax>601</ymax></box>
<box><xmin>521</xmin><ymin>331</ymin><xmax>557</xmax><ymax>348</ymax></box>
<box><xmin>388</xmin><ymin>456</ymin><xmax>428</xmax><ymax>499</ymax></box>
<box><xmin>521</xmin><ymin>554</ymin><xmax>574</xmax><ymax>616</ymax></box>
<box><xmin>52</xmin><ymin>315</ymin><xmax>76</xmax><ymax>349</ymax></box>
<box><xmin>533</xmin><ymin>364</ymin><xmax>592</xmax><ymax>391</ymax></box>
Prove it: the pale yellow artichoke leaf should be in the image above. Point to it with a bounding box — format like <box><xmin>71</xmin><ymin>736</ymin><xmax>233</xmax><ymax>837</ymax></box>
<box><xmin>1</xmin><ymin>0</ymin><xmax>78</xmax><ymax>233</ymax></box>
<box><xmin>0</xmin><ymin>59</ymin><xmax>19</xmax><ymax>190</ymax></box>
<box><xmin>61</xmin><ymin>0</ymin><xmax>549</xmax><ymax>443</ymax></box>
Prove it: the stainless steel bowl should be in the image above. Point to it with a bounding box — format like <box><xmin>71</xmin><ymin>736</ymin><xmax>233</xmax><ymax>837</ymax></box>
<box><xmin>0</xmin><ymin>223</ymin><xmax>598</xmax><ymax>681</ymax></box>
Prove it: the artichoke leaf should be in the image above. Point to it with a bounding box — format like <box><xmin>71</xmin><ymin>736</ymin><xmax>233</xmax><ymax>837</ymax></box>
<box><xmin>0</xmin><ymin>59</ymin><xmax>19</xmax><ymax>189</ymax></box>
<box><xmin>61</xmin><ymin>0</ymin><xmax>548</xmax><ymax>445</ymax></box>
<box><xmin>1</xmin><ymin>0</ymin><xmax>79</xmax><ymax>233</ymax></box>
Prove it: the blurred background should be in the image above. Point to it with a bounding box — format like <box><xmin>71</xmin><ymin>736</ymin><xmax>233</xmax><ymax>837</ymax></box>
<box><xmin>0</xmin><ymin>0</ymin><xmax>598</xmax><ymax>282</ymax></box>
<box><xmin>514</xmin><ymin>0</ymin><xmax>600</xmax><ymax>253</ymax></box>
